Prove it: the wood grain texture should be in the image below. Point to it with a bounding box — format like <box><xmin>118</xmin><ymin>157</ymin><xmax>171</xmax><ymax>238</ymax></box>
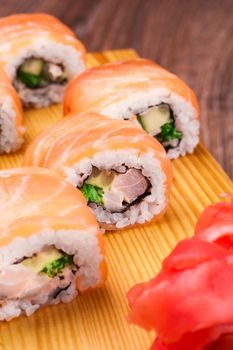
<box><xmin>0</xmin><ymin>0</ymin><xmax>232</xmax><ymax>178</ymax></box>
<box><xmin>0</xmin><ymin>49</ymin><xmax>232</xmax><ymax>350</ymax></box>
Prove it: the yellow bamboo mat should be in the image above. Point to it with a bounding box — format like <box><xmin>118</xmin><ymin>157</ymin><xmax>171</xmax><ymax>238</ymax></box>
<box><xmin>0</xmin><ymin>50</ymin><xmax>232</xmax><ymax>350</ymax></box>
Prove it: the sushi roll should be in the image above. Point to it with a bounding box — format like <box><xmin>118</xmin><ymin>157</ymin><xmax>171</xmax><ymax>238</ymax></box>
<box><xmin>0</xmin><ymin>13</ymin><xmax>86</xmax><ymax>108</ymax></box>
<box><xmin>0</xmin><ymin>69</ymin><xmax>24</xmax><ymax>153</ymax></box>
<box><xmin>64</xmin><ymin>59</ymin><xmax>200</xmax><ymax>159</ymax></box>
<box><xmin>0</xmin><ymin>167</ymin><xmax>107</xmax><ymax>321</ymax></box>
<box><xmin>24</xmin><ymin>113</ymin><xmax>172</xmax><ymax>230</ymax></box>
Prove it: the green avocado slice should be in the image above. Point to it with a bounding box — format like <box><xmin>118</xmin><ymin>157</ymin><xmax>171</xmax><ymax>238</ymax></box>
<box><xmin>137</xmin><ymin>105</ymin><xmax>171</xmax><ymax>135</ymax></box>
<box><xmin>137</xmin><ymin>104</ymin><xmax>183</xmax><ymax>146</ymax></box>
<box><xmin>19</xmin><ymin>58</ymin><xmax>44</xmax><ymax>76</ymax></box>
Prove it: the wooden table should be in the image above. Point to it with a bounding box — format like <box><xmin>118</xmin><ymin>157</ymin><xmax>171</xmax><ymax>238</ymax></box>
<box><xmin>0</xmin><ymin>0</ymin><xmax>232</xmax><ymax>179</ymax></box>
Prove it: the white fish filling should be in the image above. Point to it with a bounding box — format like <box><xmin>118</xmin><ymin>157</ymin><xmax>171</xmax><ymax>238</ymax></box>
<box><xmin>5</xmin><ymin>40</ymin><xmax>85</xmax><ymax>108</ymax></box>
<box><xmin>100</xmin><ymin>89</ymin><xmax>200</xmax><ymax>159</ymax></box>
<box><xmin>0</xmin><ymin>229</ymin><xmax>103</xmax><ymax>321</ymax></box>
<box><xmin>64</xmin><ymin>149</ymin><xmax>167</xmax><ymax>228</ymax></box>
<box><xmin>0</xmin><ymin>97</ymin><xmax>24</xmax><ymax>154</ymax></box>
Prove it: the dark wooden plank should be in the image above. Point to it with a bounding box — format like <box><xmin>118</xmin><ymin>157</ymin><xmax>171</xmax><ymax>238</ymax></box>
<box><xmin>0</xmin><ymin>0</ymin><xmax>232</xmax><ymax>179</ymax></box>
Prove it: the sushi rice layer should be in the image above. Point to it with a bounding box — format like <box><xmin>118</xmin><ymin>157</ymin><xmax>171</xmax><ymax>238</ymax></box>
<box><xmin>0</xmin><ymin>97</ymin><xmax>24</xmax><ymax>153</ymax></box>
<box><xmin>0</xmin><ymin>229</ymin><xmax>103</xmax><ymax>321</ymax></box>
<box><xmin>7</xmin><ymin>40</ymin><xmax>85</xmax><ymax>107</ymax></box>
<box><xmin>100</xmin><ymin>89</ymin><xmax>200</xmax><ymax>159</ymax></box>
<box><xmin>65</xmin><ymin>149</ymin><xmax>167</xmax><ymax>229</ymax></box>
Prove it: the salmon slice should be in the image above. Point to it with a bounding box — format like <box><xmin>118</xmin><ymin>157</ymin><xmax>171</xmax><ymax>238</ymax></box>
<box><xmin>64</xmin><ymin>59</ymin><xmax>199</xmax><ymax>115</ymax></box>
<box><xmin>0</xmin><ymin>167</ymin><xmax>100</xmax><ymax>244</ymax></box>
<box><xmin>63</xmin><ymin>59</ymin><xmax>200</xmax><ymax>159</ymax></box>
<box><xmin>0</xmin><ymin>13</ymin><xmax>85</xmax><ymax>70</ymax></box>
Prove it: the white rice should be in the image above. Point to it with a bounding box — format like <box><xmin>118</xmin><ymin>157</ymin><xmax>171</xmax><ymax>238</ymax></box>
<box><xmin>0</xmin><ymin>228</ymin><xmax>103</xmax><ymax>321</ymax></box>
<box><xmin>64</xmin><ymin>149</ymin><xmax>167</xmax><ymax>229</ymax></box>
<box><xmin>0</xmin><ymin>97</ymin><xmax>24</xmax><ymax>153</ymax></box>
<box><xmin>6</xmin><ymin>40</ymin><xmax>85</xmax><ymax>108</ymax></box>
<box><xmin>100</xmin><ymin>89</ymin><xmax>200</xmax><ymax>159</ymax></box>
<box><xmin>13</xmin><ymin>81</ymin><xmax>65</xmax><ymax>108</ymax></box>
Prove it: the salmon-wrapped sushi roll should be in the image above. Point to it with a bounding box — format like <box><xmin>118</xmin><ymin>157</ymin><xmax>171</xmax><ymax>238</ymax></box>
<box><xmin>24</xmin><ymin>113</ymin><xmax>172</xmax><ymax>230</ymax></box>
<box><xmin>0</xmin><ymin>13</ymin><xmax>86</xmax><ymax>108</ymax></box>
<box><xmin>64</xmin><ymin>59</ymin><xmax>200</xmax><ymax>159</ymax></box>
<box><xmin>0</xmin><ymin>69</ymin><xmax>24</xmax><ymax>153</ymax></box>
<box><xmin>0</xmin><ymin>167</ymin><xmax>106</xmax><ymax>321</ymax></box>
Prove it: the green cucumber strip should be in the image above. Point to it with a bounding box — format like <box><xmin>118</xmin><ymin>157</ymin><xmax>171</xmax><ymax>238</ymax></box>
<box><xmin>17</xmin><ymin>70</ymin><xmax>47</xmax><ymax>89</ymax></box>
<box><xmin>156</xmin><ymin>119</ymin><xmax>183</xmax><ymax>143</ymax></box>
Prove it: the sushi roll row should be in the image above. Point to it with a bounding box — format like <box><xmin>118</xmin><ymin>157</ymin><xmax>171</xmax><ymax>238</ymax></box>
<box><xmin>0</xmin><ymin>109</ymin><xmax>172</xmax><ymax>320</ymax></box>
<box><xmin>0</xmin><ymin>111</ymin><xmax>172</xmax><ymax>320</ymax></box>
<box><xmin>0</xmin><ymin>13</ymin><xmax>200</xmax><ymax>160</ymax></box>
<box><xmin>0</xmin><ymin>12</ymin><xmax>200</xmax><ymax>323</ymax></box>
